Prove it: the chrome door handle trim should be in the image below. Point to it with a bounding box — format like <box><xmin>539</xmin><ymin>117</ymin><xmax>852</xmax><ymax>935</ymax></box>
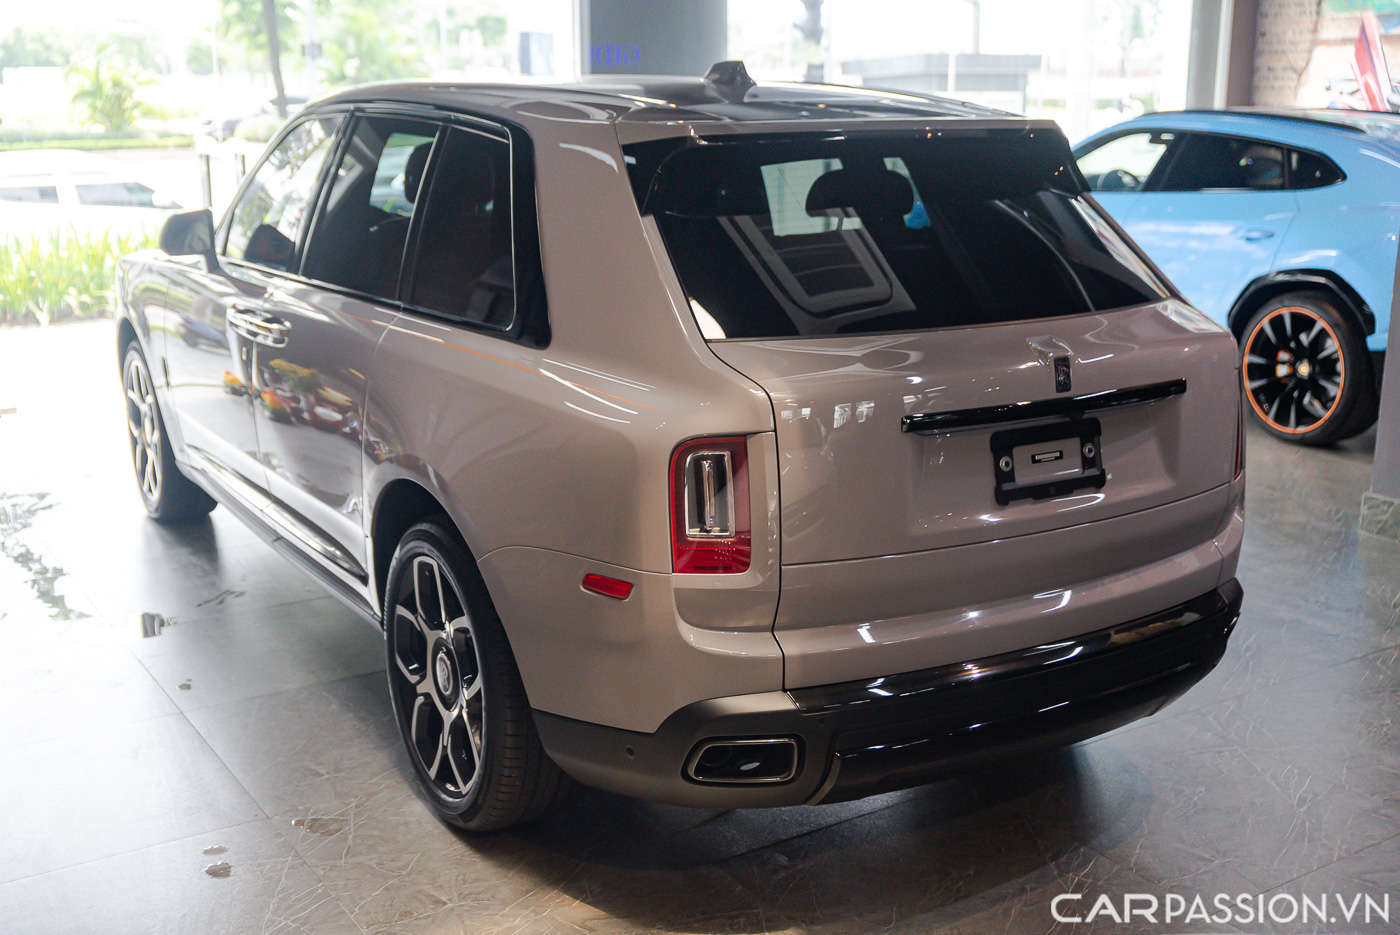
<box><xmin>1240</xmin><ymin>228</ymin><xmax>1276</xmax><ymax>242</ymax></box>
<box><xmin>227</xmin><ymin>306</ymin><xmax>291</xmax><ymax>347</ymax></box>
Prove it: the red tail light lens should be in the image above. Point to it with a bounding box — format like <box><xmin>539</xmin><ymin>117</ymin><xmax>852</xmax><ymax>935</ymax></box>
<box><xmin>670</xmin><ymin>436</ymin><xmax>751</xmax><ymax>574</ymax></box>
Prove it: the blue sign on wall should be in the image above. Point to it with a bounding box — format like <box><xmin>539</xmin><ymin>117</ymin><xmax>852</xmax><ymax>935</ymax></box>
<box><xmin>581</xmin><ymin>0</ymin><xmax>724</xmax><ymax>76</ymax></box>
<box><xmin>591</xmin><ymin>43</ymin><xmax>641</xmax><ymax>68</ymax></box>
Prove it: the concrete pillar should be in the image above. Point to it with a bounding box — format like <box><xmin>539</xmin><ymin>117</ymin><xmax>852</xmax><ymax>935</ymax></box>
<box><xmin>1224</xmin><ymin>0</ymin><xmax>1259</xmax><ymax>105</ymax></box>
<box><xmin>1361</xmin><ymin>256</ymin><xmax>1400</xmax><ymax>541</ymax></box>
<box><xmin>1064</xmin><ymin>0</ymin><xmax>1095</xmax><ymax>142</ymax></box>
<box><xmin>1186</xmin><ymin>0</ymin><xmax>1229</xmax><ymax>108</ymax></box>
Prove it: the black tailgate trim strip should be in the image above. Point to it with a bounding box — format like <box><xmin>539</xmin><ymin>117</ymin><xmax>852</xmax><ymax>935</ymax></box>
<box><xmin>901</xmin><ymin>379</ymin><xmax>1186</xmax><ymax>434</ymax></box>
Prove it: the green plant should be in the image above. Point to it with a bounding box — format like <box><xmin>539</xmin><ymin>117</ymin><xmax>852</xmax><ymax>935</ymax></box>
<box><xmin>67</xmin><ymin>52</ymin><xmax>150</xmax><ymax>132</ymax></box>
<box><xmin>0</xmin><ymin>227</ymin><xmax>157</xmax><ymax>326</ymax></box>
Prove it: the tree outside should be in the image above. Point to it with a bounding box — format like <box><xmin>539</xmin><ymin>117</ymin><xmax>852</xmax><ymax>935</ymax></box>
<box><xmin>67</xmin><ymin>52</ymin><xmax>149</xmax><ymax>132</ymax></box>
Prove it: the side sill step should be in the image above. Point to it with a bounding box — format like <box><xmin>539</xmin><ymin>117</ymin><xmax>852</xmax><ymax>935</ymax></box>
<box><xmin>268</xmin><ymin>537</ymin><xmax>382</xmax><ymax>629</ymax></box>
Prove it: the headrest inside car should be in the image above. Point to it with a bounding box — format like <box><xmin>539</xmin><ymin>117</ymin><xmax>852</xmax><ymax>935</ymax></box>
<box><xmin>404</xmin><ymin>142</ymin><xmax>433</xmax><ymax>203</ymax></box>
<box><xmin>806</xmin><ymin>167</ymin><xmax>914</xmax><ymax>219</ymax></box>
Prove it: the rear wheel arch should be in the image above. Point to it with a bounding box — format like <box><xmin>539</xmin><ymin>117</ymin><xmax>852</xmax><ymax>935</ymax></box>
<box><xmin>371</xmin><ymin>478</ymin><xmax>462</xmax><ymax>619</ymax></box>
<box><xmin>1227</xmin><ymin>272</ymin><xmax>1374</xmax><ymax>343</ymax></box>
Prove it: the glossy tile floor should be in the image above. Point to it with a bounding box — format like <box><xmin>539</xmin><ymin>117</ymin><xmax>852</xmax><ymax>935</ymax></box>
<box><xmin>1</xmin><ymin>320</ymin><xmax>1397</xmax><ymax>935</ymax></box>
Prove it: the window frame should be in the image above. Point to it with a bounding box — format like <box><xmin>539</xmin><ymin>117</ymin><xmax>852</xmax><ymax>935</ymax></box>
<box><xmin>1151</xmin><ymin>131</ymin><xmax>1290</xmax><ymax>193</ymax></box>
<box><xmin>1073</xmin><ymin>129</ymin><xmax>1178</xmax><ymax>194</ymax></box>
<box><xmin>389</xmin><ymin>106</ymin><xmax>550</xmax><ymax>347</ymax></box>
<box><xmin>215</xmin><ymin>102</ymin><xmax>549</xmax><ymax>348</ymax></box>
<box><xmin>216</xmin><ymin>107</ymin><xmax>352</xmax><ymax>276</ymax></box>
<box><xmin>1086</xmin><ymin>128</ymin><xmax>1344</xmax><ymax>194</ymax></box>
<box><xmin>1284</xmin><ymin>145</ymin><xmax>1347</xmax><ymax>190</ymax></box>
<box><xmin>296</xmin><ymin>111</ymin><xmax>447</xmax><ymax>307</ymax></box>
<box><xmin>1073</xmin><ymin>128</ymin><xmax>1186</xmax><ymax>193</ymax></box>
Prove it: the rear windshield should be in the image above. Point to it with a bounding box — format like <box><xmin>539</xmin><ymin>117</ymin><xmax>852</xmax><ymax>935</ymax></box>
<box><xmin>630</xmin><ymin>132</ymin><xmax>1169</xmax><ymax>340</ymax></box>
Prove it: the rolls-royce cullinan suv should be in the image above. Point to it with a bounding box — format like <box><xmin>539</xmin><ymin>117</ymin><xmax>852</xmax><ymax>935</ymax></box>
<box><xmin>117</xmin><ymin>64</ymin><xmax>1244</xmax><ymax>831</ymax></box>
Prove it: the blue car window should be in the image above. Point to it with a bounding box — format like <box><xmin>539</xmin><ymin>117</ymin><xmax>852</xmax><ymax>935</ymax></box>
<box><xmin>1288</xmin><ymin>149</ymin><xmax>1345</xmax><ymax>189</ymax></box>
<box><xmin>1158</xmin><ymin>134</ymin><xmax>1285</xmax><ymax>192</ymax></box>
<box><xmin>1076</xmin><ymin>131</ymin><xmax>1172</xmax><ymax>192</ymax></box>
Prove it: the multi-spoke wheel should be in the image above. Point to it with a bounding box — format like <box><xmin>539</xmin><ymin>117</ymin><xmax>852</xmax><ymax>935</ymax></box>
<box><xmin>1240</xmin><ymin>292</ymin><xmax>1377</xmax><ymax>446</ymax></box>
<box><xmin>390</xmin><ymin>553</ymin><xmax>486</xmax><ymax>800</ymax></box>
<box><xmin>384</xmin><ymin>519</ymin><xmax>572</xmax><ymax>830</ymax></box>
<box><xmin>121</xmin><ymin>342</ymin><xmax>216</xmax><ymax>522</ymax></box>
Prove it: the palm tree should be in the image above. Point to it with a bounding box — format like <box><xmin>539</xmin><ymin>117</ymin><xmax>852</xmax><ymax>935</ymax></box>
<box><xmin>67</xmin><ymin>53</ymin><xmax>147</xmax><ymax>131</ymax></box>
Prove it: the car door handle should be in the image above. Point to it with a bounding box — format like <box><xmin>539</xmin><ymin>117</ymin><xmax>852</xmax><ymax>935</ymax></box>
<box><xmin>1239</xmin><ymin>228</ymin><xmax>1276</xmax><ymax>242</ymax></box>
<box><xmin>227</xmin><ymin>305</ymin><xmax>291</xmax><ymax>348</ymax></box>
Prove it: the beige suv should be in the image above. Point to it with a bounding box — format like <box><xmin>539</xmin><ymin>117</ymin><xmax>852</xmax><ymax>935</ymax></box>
<box><xmin>117</xmin><ymin>65</ymin><xmax>1245</xmax><ymax>831</ymax></box>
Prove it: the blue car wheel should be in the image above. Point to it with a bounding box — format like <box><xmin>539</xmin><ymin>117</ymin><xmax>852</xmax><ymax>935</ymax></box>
<box><xmin>1240</xmin><ymin>291</ymin><xmax>1379</xmax><ymax>445</ymax></box>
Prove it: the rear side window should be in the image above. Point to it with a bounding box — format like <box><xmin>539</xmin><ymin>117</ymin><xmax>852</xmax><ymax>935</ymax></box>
<box><xmin>76</xmin><ymin>181</ymin><xmax>156</xmax><ymax>207</ymax></box>
<box><xmin>224</xmin><ymin>115</ymin><xmax>343</xmax><ymax>271</ymax></box>
<box><xmin>302</xmin><ymin>115</ymin><xmax>438</xmax><ymax>301</ymax></box>
<box><xmin>406</xmin><ymin>127</ymin><xmax>515</xmax><ymax>329</ymax></box>
<box><xmin>0</xmin><ymin>185</ymin><xmax>58</xmax><ymax>204</ymax></box>
<box><xmin>1289</xmin><ymin>148</ymin><xmax>1345</xmax><ymax>189</ymax></box>
<box><xmin>1158</xmin><ymin>134</ymin><xmax>1285</xmax><ymax>191</ymax></box>
<box><xmin>635</xmin><ymin>133</ymin><xmax>1169</xmax><ymax>340</ymax></box>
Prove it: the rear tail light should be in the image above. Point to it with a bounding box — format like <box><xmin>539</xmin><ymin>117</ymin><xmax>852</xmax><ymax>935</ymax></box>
<box><xmin>670</xmin><ymin>436</ymin><xmax>751</xmax><ymax>574</ymax></box>
<box><xmin>1234</xmin><ymin>390</ymin><xmax>1246</xmax><ymax>481</ymax></box>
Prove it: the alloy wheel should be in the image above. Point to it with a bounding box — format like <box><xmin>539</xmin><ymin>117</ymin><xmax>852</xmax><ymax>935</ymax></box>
<box><xmin>389</xmin><ymin>554</ymin><xmax>485</xmax><ymax>801</ymax></box>
<box><xmin>124</xmin><ymin>354</ymin><xmax>162</xmax><ymax>503</ymax></box>
<box><xmin>1242</xmin><ymin>306</ymin><xmax>1345</xmax><ymax>435</ymax></box>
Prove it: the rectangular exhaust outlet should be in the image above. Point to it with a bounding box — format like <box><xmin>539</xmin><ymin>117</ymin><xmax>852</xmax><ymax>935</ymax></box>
<box><xmin>684</xmin><ymin>738</ymin><xmax>799</xmax><ymax>784</ymax></box>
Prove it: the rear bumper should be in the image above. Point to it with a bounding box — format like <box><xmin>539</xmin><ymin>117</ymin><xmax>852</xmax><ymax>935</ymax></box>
<box><xmin>534</xmin><ymin>580</ymin><xmax>1242</xmax><ymax>808</ymax></box>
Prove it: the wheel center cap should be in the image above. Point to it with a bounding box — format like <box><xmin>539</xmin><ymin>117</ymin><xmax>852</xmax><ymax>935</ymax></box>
<box><xmin>1297</xmin><ymin>360</ymin><xmax>1312</xmax><ymax>378</ymax></box>
<box><xmin>434</xmin><ymin>651</ymin><xmax>455</xmax><ymax>697</ymax></box>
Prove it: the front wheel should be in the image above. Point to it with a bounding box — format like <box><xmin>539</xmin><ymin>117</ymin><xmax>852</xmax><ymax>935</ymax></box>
<box><xmin>122</xmin><ymin>343</ymin><xmax>216</xmax><ymax>522</ymax></box>
<box><xmin>1239</xmin><ymin>292</ymin><xmax>1377</xmax><ymax>445</ymax></box>
<box><xmin>384</xmin><ymin>519</ymin><xmax>573</xmax><ymax>831</ymax></box>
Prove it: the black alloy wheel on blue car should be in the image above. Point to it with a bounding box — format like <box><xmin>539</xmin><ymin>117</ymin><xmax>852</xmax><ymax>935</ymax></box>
<box><xmin>1240</xmin><ymin>291</ymin><xmax>1379</xmax><ymax>446</ymax></box>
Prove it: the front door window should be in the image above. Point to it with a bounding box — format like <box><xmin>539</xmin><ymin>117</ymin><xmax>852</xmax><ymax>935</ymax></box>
<box><xmin>224</xmin><ymin>116</ymin><xmax>344</xmax><ymax>270</ymax></box>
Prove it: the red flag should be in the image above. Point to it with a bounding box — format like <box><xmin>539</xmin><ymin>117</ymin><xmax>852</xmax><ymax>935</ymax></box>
<box><xmin>1352</xmin><ymin>12</ymin><xmax>1393</xmax><ymax>112</ymax></box>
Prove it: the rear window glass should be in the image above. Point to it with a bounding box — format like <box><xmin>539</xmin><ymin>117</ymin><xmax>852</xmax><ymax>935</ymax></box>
<box><xmin>1289</xmin><ymin>149</ymin><xmax>1344</xmax><ymax>189</ymax></box>
<box><xmin>75</xmin><ymin>181</ymin><xmax>157</xmax><ymax>207</ymax></box>
<box><xmin>0</xmin><ymin>185</ymin><xmax>58</xmax><ymax>204</ymax></box>
<box><xmin>407</xmin><ymin>127</ymin><xmax>515</xmax><ymax>330</ymax></box>
<box><xmin>634</xmin><ymin>133</ymin><xmax>1169</xmax><ymax>340</ymax></box>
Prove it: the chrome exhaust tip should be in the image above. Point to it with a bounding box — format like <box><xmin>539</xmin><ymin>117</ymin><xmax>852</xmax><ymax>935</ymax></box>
<box><xmin>684</xmin><ymin>737</ymin><xmax>799</xmax><ymax>784</ymax></box>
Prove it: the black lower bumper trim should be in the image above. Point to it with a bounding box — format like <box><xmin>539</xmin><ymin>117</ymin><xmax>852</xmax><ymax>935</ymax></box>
<box><xmin>533</xmin><ymin>580</ymin><xmax>1241</xmax><ymax>809</ymax></box>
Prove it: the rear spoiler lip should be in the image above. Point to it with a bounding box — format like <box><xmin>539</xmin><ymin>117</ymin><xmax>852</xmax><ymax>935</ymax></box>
<box><xmin>901</xmin><ymin>379</ymin><xmax>1187</xmax><ymax>435</ymax></box>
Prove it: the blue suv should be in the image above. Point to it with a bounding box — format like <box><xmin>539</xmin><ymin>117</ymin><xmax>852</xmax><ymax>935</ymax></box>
<box><xmin>1075</xmin><ymin>110</ymin><xmax>1393</xmax><ymax>444</ymax></box>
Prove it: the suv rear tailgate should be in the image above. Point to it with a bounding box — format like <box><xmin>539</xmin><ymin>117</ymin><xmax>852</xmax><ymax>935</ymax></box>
<box><xmin>708</xmin><ymin>299</ymin><xmax>1238</xmax><ymax>566</ymax></box>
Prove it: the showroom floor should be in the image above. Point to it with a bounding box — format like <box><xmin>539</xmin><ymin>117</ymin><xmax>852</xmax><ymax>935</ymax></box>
<box><xmin>0</xmin><ymin>320</ymin><xmax>1396</xmax><ymax>935</ymax></box>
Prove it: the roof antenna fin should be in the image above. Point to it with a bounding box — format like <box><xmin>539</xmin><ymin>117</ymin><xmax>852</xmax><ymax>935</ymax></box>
<box><xmin>704</xmin><ymin>60</ymin><xmax>756</xmax><ymax>103</ymax></box>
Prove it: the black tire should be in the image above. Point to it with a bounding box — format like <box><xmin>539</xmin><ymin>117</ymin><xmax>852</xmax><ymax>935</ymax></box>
<box><xmin>384</xmin><ymin>519</ymin><xmax>573</xmax><ymax>831</ymax></box>
<box><xmin>1239</xmin><ymin>291</ymin><xmax>1376</xmax><ymax>446</ymax></box>
<box><xmin>121</xmin><ymin>342</ymin><xmax>217</xmax><ymax>523</ymax></box>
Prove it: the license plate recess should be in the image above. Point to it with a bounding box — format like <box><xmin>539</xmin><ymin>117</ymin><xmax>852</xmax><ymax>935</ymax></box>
<box><xmin>990</xmin><ymin>418</ymin><xmax>1105</xmax><ymax>505</ymax></box>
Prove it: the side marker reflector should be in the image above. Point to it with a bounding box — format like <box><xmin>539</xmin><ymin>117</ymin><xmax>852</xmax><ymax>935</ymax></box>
<box><xmin>582</xmin><ymin>573</ymin><xmax>634</xmax><ymax>600</ymax></box>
